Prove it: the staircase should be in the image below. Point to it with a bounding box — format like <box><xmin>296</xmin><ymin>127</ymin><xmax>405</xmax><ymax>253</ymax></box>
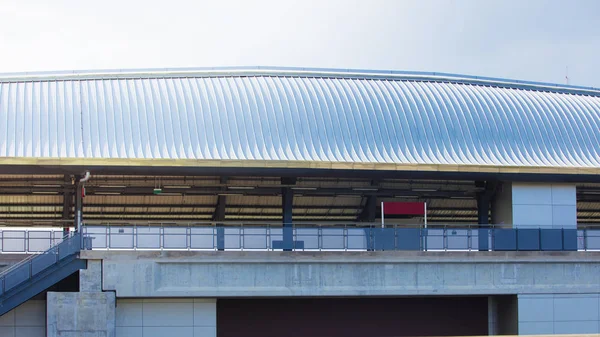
<box><xmin>0</xmin><ymin>233</ymin><xmax>86</xmax><ymax>316</ymax></box>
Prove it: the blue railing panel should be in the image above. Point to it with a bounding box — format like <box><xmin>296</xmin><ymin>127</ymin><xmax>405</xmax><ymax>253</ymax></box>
<box><xmin>189</xmin><ymin>227</ymin><xmax>214</xmax><ymax>249</ymax></box>
<box><xmin>163</xmin><ymin>227</ymin><xmax>187</xmax><ymax>249</ymax></box>
<box><xmin>296</xmin><ymin>228</ymin><xmax>319</xmax><ymax>250</ymax></box>
<box><xmin>494</xmin><ymin>229</ymin><xmax>517</xmax><ymax>251</ymax></box>
<box><xmin>136</xmin><ymin>227</ymin><xmax>161</xmax><ymax>249</ymax></box>
<box><xmin>347</xmin><ymin>228</ymin><xmax>368</xmax><ymax>250</ymax></box>
<box><xmin>322</xmin><ymin>228</ymin><xmax>345</xmax><ymax>250</ymax></box>
<box><xmin>518</xmin><ymin>229</ymin><xmax>541</xmax><ymax>251</ymax></box>
<box><xmin>224</xmin><ymin>228</ymin><xmax>242</xmax><ymax>250</ymax></box>
<box><xmin>396</xmin><ymin>228</ymin><xmax>421</xmax><ymax>251</ymax></box>
<box><xmin>563</xmin><ymin>229</ymin><xmax>578</xmax><ymax>251</ymax></box>
<box><xmin>4</xmin><ymin>263</ymin><xmax>30</xmax><ymax>291</ymax></box>
<box><xmin>243</xmin><ymin>228</ymin><xmax>268</xmax><ymax>250</ymax></box>
<box><xmin>540</xmin><ymin>229</ymin><xmax>563</xmax><ymax>251</ymax></box>
<box><xmin>425</xmin><ymin>229</ymin><xmax>444</xmax><ymax>250</ymax></box>
<box><xmin>31</xmin><ymin>250</ymin><xmax>57</xmax><ymax>276</ymax></box>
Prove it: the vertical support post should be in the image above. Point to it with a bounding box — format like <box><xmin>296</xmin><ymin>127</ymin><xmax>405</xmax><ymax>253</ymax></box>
<box><xmin>477</xmin><ymin>193</ymin><xmax>490</xmax><ymax>251</ymax></box>
<box><xmin>75</xmin><ymin>180</ymin><xmax>83</xmax><ymax>233</ymax></box>
<box><xmin>282</xmin><ymin>187</ymin><xmax>294</xmax><ymax>251</ymax></box>
<box><xmin>477</xmin><ymin>181</ymin><xmax>496</xmax><ymax>251</ymax></box>
<box><xmin>358</xmin><ymin>195</ymin><xmax>377</xmax><ymax>223</ymax></box>
<box><xmin>213</xmin><ymin>195</ymin><xmax>226</xmax><ymax>251</ymax></box>
<box><xmin>359</xmin><ymin>195</ymin><xmax>377</xmax><ymax>251</ymax></box>
<box><xmin>62</xmin><ymin>174</ymin><xmax>72</xmax><ymax>238</ymax></box>
<box><xmin>381</xmin><ymin>202</ymin><xmax>385</xmax><ymax>228</ymax></box>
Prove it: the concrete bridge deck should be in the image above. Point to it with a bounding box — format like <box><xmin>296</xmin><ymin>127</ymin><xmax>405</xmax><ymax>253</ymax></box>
<box><xmin>81</xmin><ymin>250</ymin><xmax>600</xmax><ymax>298</ymax></box>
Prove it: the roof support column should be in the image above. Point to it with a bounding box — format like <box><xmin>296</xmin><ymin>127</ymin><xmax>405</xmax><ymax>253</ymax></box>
<box><xmin>359</xmin><ymin>195</ymin><xmax>377</xmax><ymax>251</ymax></box>
<box><xmin>282</xmin><ymin>187</ymin><xmax>294</xmax><ymax>251</ymax></box>
<box><xmin>62</xmin><ymin>175</ymin><xmax>73</xmax><ymax>238</ymax></box>
<box><xmin>358</xmin><ymin>195</ymin><xmax>377</xmax><ymax>223</ymax></box>
<box><xmin>213</xmin><ymin>195</ymin><xmax>226</xmax><ymax>251</ymax></box>
<box><xmin>476</xmin><ymin>181</ymin><xmax>497</xmax><ymax>251</ymax></box>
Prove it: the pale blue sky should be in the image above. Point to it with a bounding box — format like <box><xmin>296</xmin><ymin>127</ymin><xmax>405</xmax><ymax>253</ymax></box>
<box><xmin>0</xmin><ymin>0</ymin><xmax>598</xmax><ymax>87</ymax></box>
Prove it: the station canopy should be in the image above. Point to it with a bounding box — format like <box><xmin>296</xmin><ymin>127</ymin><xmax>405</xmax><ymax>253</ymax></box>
<box><xmin>0</xmin><ymin>67</ymin><xmax>600</xmax><ymax>225</ymax></box>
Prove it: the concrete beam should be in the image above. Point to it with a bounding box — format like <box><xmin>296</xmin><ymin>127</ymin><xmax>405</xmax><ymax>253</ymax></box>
<box><xmin>87</xmin><ymin>251</ymin><xmax>600</xmax><ymax>298</ymax></box>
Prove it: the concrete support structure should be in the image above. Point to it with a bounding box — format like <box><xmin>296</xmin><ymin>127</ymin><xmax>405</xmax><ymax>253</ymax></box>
<box><xmin>47</xmin><ymin>292</ymin><xmax>115</xmax><ymax>337</ymax></box>
<box><xmin>75</xmin><ymin>251</ymin><xmax>600</xmax><ymax>335</ymax></box>
<box><xmin>47</xmin><ymin>260</ymin><xmax>116</xmax><ymax>337</ymax></box>
<box><xmin>85</xmin><ymin>251</ymin><xmax>600</xmax><ymax>298</ymax></box>
<box><xmin>492</xmin><ymin>182</ymin><xmax>577</xmax><ymax>228</ymax></box>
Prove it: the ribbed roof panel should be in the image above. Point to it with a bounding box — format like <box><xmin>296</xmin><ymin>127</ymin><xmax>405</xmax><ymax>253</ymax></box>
<box><xmin>1</xmin><ymin>69</ymin><xmax>599</xmax><ymax>169</ymax></box>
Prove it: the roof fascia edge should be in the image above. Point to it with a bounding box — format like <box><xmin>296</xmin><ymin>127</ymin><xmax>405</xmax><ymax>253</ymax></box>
<box><xmin>0</xmin><ymin>67</ymin><xmax>598</xmax><ymax>96</ymax></box>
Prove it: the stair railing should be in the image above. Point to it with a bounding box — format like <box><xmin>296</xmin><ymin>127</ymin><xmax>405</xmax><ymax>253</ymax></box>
<box><xmin>0</xmin><ymin>232</ymin><xmax>82</xmax><ymax>296</ymax></box>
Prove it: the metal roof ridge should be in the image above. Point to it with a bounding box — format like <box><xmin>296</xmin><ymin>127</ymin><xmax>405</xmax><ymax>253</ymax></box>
<box><xmin>0</xmin><ymin>66</ymin><xmax>598</xmax><ymax>96</ymax></box>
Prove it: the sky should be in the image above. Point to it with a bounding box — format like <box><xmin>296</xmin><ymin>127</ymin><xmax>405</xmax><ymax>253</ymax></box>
<box><xmin>0</xmin><ymin>0</ymin><xmax>599</xmax><ymax>87</ymax></box>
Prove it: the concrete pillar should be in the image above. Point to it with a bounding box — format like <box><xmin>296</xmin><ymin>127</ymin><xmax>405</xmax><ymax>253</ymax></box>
<box><xmin>80</xmin><ymin>260</ymin><xmax>102</xmax><ymax>292</ymax></box>
<box><xmin>492</xmin><ymin>182</ymin><xmax>577</xmax><ymax>229</ymax></box>
<box><xmin>488</xmin><ymin>296</ymin><xmax>498</xmax><ymax>336</ymax></box>
<box><xmin>282</xmin><ymin>187</ymin><xmax>293</xmax><ymax>251</ymax></box>
<box><xmin>47</xmin><ymin>260</ymin><xmax>116</xmax><ymax>337</ymax></box>
<box><xmin>46</xmin><ymin>292</ymin><xmax>116</xmax><ymax>337</ymax></box>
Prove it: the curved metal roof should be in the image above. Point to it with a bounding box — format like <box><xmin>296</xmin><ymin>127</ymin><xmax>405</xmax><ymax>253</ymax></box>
<box><xmin>1</xmin><ymin>67</ymin><xmax>599</xmax><ymax>174</ymax></box>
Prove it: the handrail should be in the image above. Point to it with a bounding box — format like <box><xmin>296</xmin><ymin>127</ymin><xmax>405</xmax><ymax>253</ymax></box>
<box><xmin>81</xmin><ymin>224</ymin><xmax>587</xmax><ymax>252</ymax></box>
<box><xmin>0</xmin><ymin>232</ymin><xmax>75</xmax><ymax>278</ymax></box>
<box><xmin>2</xmin><ymin>220</ymin><xmax>600</xmax><ymax>228</ymax></box>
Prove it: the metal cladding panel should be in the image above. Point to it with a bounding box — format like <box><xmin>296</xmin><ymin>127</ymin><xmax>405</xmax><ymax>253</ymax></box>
<box><xmin>1</xmin><ymin>72</ymin><xmax>600</xmax><ymax>169</ymax></box>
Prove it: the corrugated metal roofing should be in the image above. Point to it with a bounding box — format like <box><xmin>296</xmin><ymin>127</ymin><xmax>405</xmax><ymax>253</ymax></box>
<box><xmin>1</xmin><ymin>67</ymin><xmax>600</xmax><ymax>170</ymax></box>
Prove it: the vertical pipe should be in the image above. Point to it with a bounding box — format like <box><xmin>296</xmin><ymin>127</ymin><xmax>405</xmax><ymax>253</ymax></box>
<box><xmin>75</xmin><ymin>184</ymin><xmax>83</xmax><ymax>232</ymax></box>
<box><xmin>381</xmin><ymin>202</ymin><xmax>385</xmax><ymax>228</ymax></box>
<box><xmin>424</xmin><ymin>202</ymin><xmax>428</xmax><ymax>227</ymax></box>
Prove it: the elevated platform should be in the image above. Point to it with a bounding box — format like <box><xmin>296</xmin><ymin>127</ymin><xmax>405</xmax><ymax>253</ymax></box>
<box><xmin>83</xmin><ymin>250</ymin><xmax>600</xmax><ymax>298</ymax></box>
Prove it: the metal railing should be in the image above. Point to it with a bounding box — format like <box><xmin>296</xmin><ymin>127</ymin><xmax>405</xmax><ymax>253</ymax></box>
<box><xmin>0</xmin><ymin>230</ymin><xmax>66</xmax><ymax>254</ymax></box>
<box><xmin>77</xmin><ymin>223</ymin><xmax>596</xmax><ymax>252</ymax></box>
<box><xmin>0</xmin><ymin>222</ymin><xmax>596</xmax><ymax>253</ymax></box>
<box><xmin>0</xmin><ymin>233</ymin><xmax>81</xmax><ymax>296</ymax></box>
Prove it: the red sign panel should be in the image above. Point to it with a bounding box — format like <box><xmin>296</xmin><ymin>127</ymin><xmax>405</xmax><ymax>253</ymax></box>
<box><xmin>382</xmin><ymin>202</ymin><xmax>425</xmax><ymax>216</ymax></box>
